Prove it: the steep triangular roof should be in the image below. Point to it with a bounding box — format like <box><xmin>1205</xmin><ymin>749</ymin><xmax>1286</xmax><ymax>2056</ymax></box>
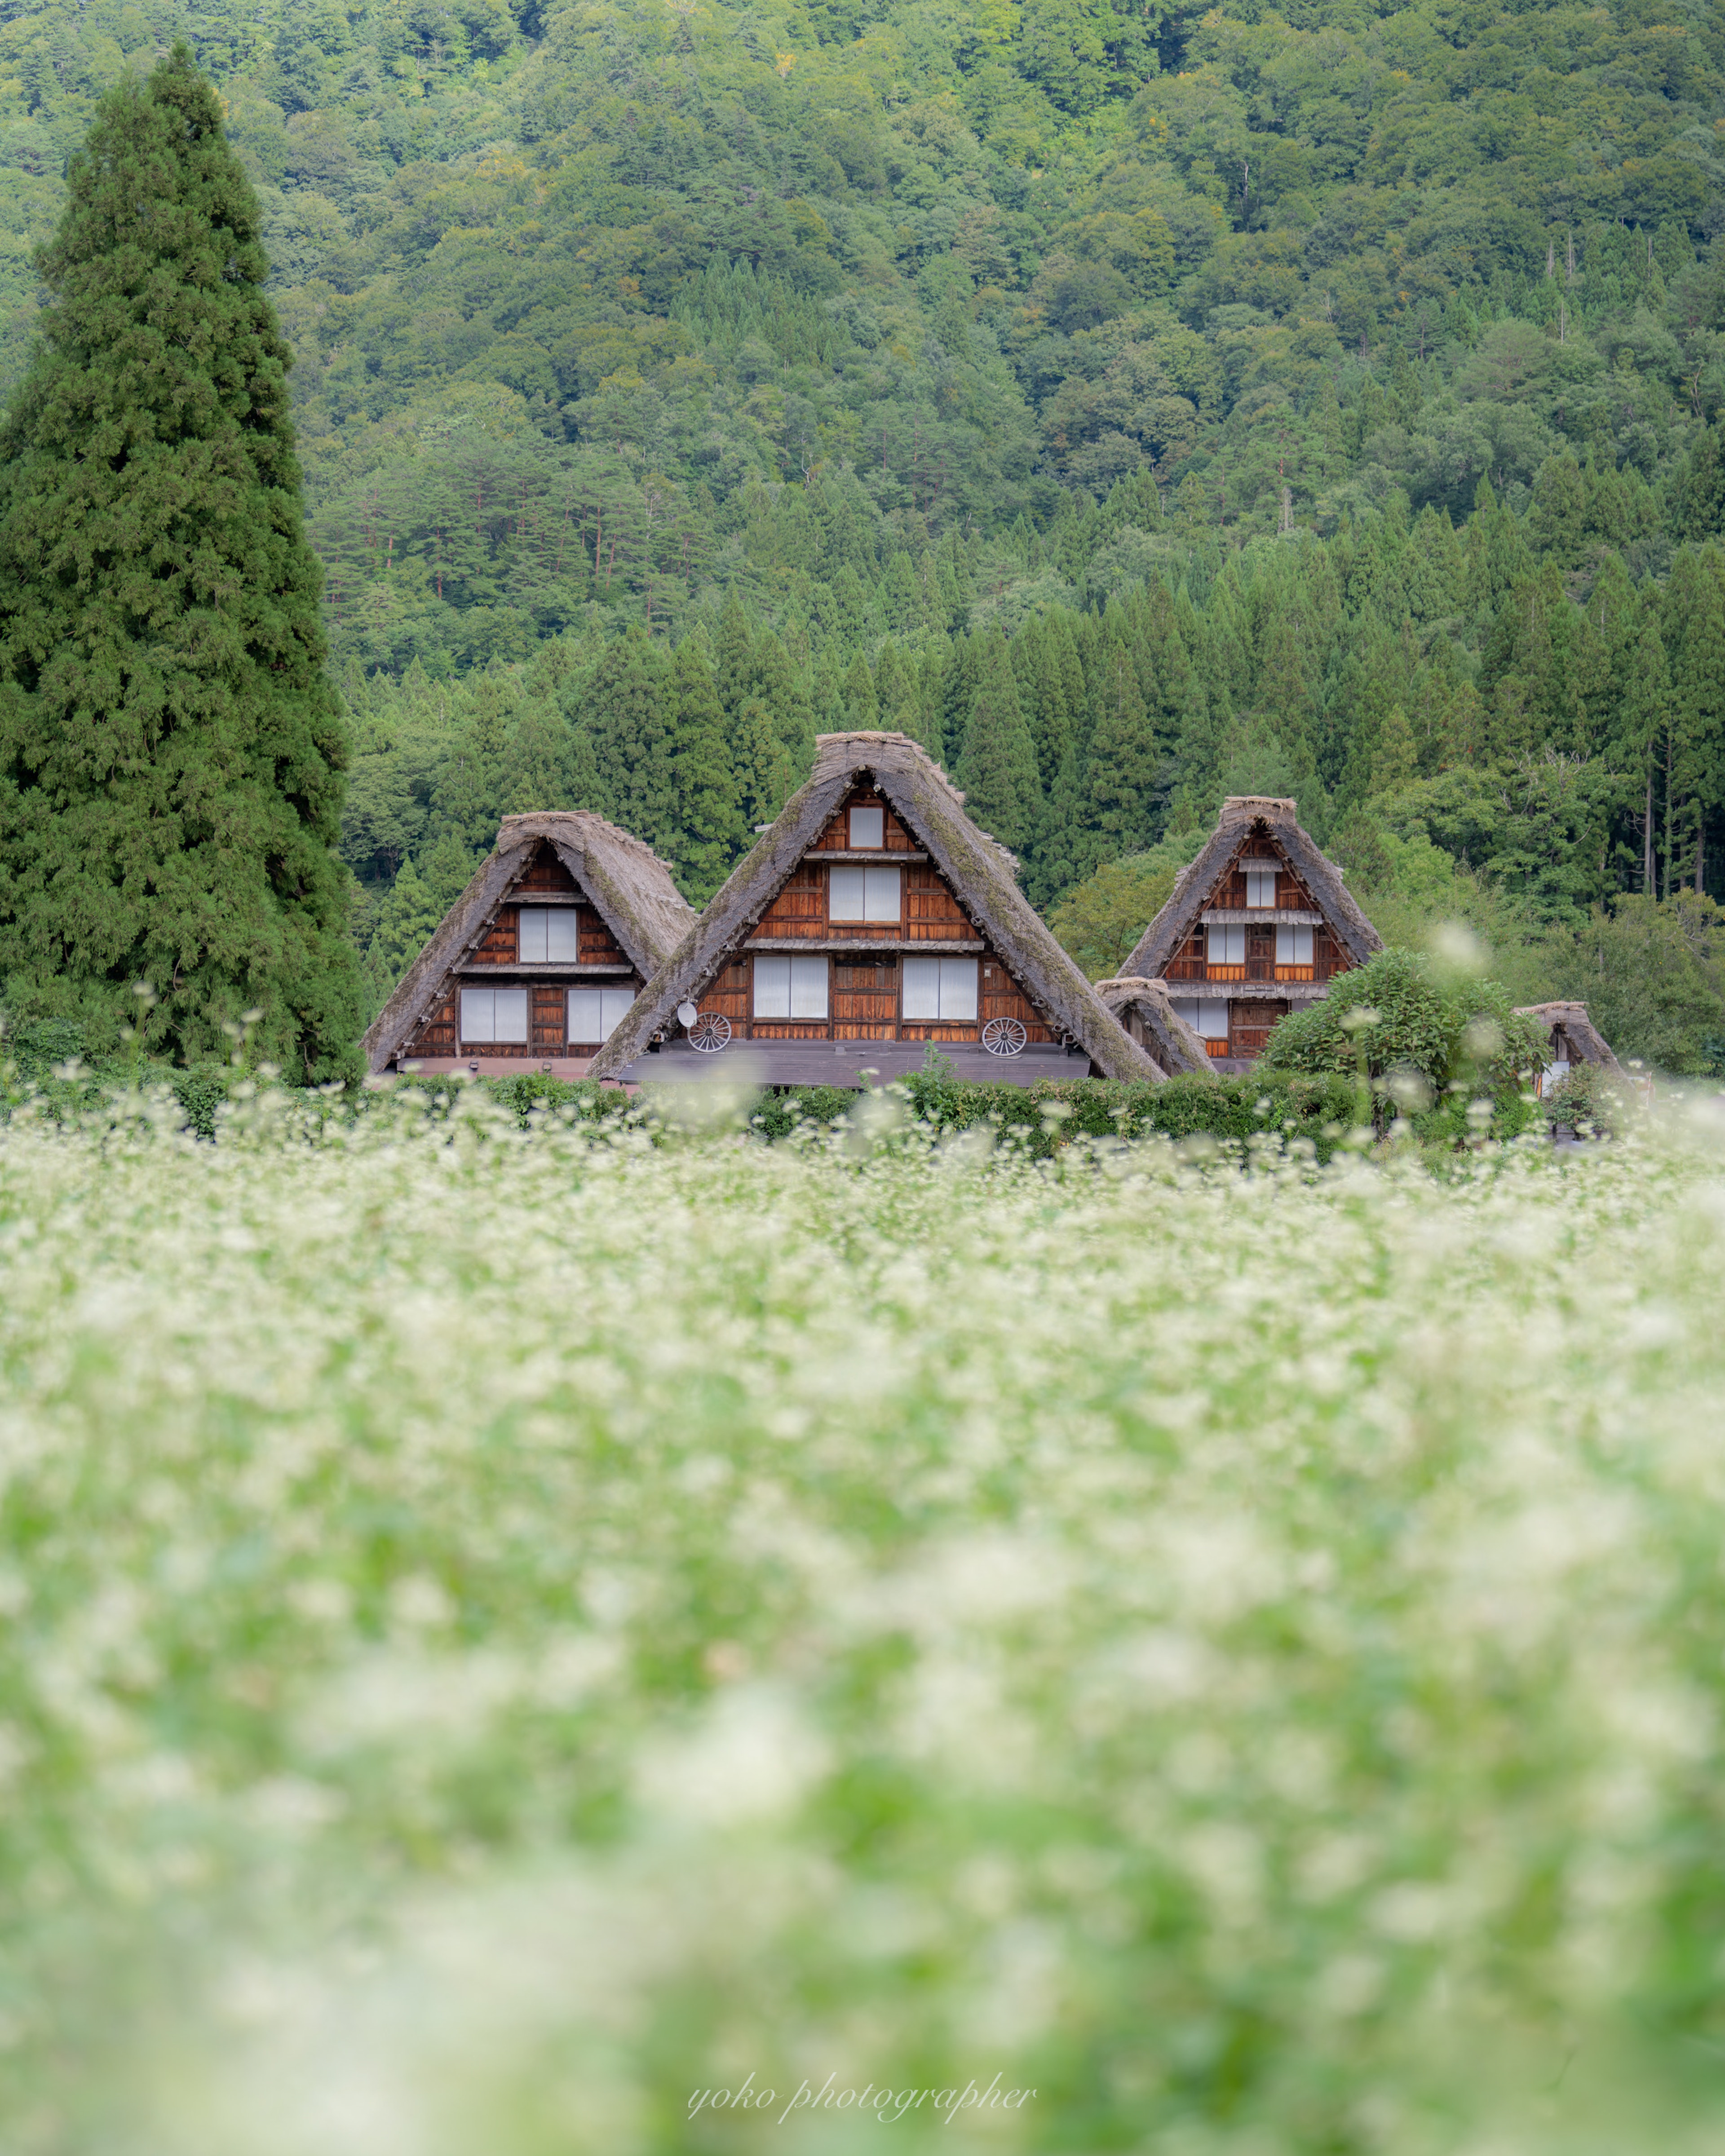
<box><xmin>1122</xmin><ymin>795</ymin><xmax>1383</xmax><ymax>979</ymax></box>
<box><xmin>361</xmin><ymin>810</ymin><xmax>695</xmax><ymax>1074</ymax></box>
<box><xmin>1092</xmin><ymin>978</ymin><xmax>1216</xmax><ymax>1078</ymax></box>
<box><xmin>588</xmin><ymin>732</ymin><xmax>1165</xmax><ymax>1084</ymax></box>
<box><xmin>1514</xmin><ymin>1001</ymin><xmax>1626</xmax><ymax>1077</ymax></box>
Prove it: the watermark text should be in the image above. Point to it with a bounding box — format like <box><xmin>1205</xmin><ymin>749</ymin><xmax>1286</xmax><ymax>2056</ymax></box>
<box><xmin>687</xmin><ymin>2072</ymin><xmax>1036</xmax><ymax>2125</ymax></box>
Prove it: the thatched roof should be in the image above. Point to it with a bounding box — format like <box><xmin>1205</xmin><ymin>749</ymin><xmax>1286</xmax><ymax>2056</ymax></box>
<box><xmin>1123</xmin><ymin>795</ymin><xmax>1384</xmax><ymax>979</ymax></box>
<box><xmin>1093</xmin><ymin>977</ymin><xmax>1216</xmax><ymax>1078</ymax></box>
<box><xmin>588</xmin><ymin>732</ymin><xmax>1166</xmax><ymax>1084</ymax></box>
<box><xmin>361</xmin><ymin>810</ymin><xmax>695</xmax><ymax>1074</ymax></box>
<box><xmin>1514</xmin><ymin>1001</ymin><xmax>1626</xmax><ymax>1077</ymax></box>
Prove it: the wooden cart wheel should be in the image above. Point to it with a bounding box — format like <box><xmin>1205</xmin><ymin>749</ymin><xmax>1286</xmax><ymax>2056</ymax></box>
<box><xmin>982</xmin><ymin>1016</ymin><xmax>1028</xmax><ymax>1056</ymax></box>
<box><xmin>688</xmin><ymin>1011</ymin><xmax>732</xmax><ymax>1053</ymax></box>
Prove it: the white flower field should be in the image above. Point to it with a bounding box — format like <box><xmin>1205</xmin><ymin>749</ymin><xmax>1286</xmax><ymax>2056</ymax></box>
<box><xmin>2</xmin><ymin>1087</ymin><xmax>1725</xmax><ymax>2152</ymax></box>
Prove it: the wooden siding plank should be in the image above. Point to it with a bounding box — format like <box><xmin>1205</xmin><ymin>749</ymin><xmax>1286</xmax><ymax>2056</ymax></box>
<box><xmin>753</xmin><ymin>863</ymin><xmax>825</xmax><ymax>937</ymax></box>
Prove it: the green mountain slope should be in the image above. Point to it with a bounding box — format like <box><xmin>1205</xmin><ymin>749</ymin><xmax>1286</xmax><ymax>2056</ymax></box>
<box><xmin>5</xmin><ymin>0</ymin><xmax>1725</xmax><ymax>1057</ymax></box>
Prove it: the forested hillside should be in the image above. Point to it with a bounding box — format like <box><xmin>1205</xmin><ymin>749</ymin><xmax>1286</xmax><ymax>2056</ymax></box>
<box><xmin>6</xmin><ymin>0</ymin><xmax>1725</xmax><ymax>1059</ymax></box>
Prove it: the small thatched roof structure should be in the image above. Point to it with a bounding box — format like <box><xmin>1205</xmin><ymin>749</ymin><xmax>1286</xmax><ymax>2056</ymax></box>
<box><xmin>1514</xmin><ymin>1001</ymin><xmax>1626</xmax><ymax>1078</ymax></box>
<box><xmin>1123</xmin><ymin>795</ymin><xmax>1383</xmax><ymax>980</ymax></box>
<box><xmin>361</xmin><ymin>810</ymin><xmax>695</xmax><ymax>1075</ymax></box>
<box><xmin>588</xmin><ymin>732</ymin><xmax>1166</xmax><ymax>1085</ymax></box>
<box><xmin>1093</xmin><ymin>978</ymin><xmax>1216</xmax><ymax>1078</ymax></box>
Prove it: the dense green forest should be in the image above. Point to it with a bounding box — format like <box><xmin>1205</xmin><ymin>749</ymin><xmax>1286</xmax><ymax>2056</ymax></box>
<box><xmin>7</xmin><ymin>0</ymin><xmax>1725</xmax><ymax>1062</ymax></box>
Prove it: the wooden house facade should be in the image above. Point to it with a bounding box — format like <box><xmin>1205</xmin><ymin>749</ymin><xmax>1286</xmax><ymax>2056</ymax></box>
<box><xmin>1119</xmin><ymin>796</ymin><xmax>1384</xmax><ymax>1070</ymax></box>
<box><xmin>589</xmin><ymin>733</ymin><xmax>1165</xmax><ymax>1089</ymax></box>
<box><xmin>360</xmin><ymin>811</ymin><xmax>696</xmax><ymax>1078</ymax></box>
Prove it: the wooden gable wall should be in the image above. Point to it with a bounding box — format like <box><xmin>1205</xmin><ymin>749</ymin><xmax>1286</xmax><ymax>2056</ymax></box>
<box><xmin>1162</xmin><ymin>828</ymin><xmax>1350</xmax><ymax>989</ymax></box>
<box><xmin>696</xmin><ymin>782</ymin><xmax>1055</xmax><ymax>1046</ymax></box>
<box><xmin>401</xmin><ymin>839</ymin><xmax>640</xmax><ymax>1062</ymax></box>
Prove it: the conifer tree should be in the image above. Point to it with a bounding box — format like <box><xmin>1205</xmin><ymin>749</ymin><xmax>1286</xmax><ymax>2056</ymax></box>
<box><xmin>1088</xmin><ymin>645</ymin><xmax>1162</xmax><ymax>857</ymax></box>
<box><xmin>1029</xmin><ymin>739</ymin><xmax>1093</xmax><ymax>907</ymax></box>
<box><xmin>957</xmin><ymin>633</ymin><xmax>1041</xmax><ymax>850</ymax></box>
<box><xmin>734</xmin><ymin>698</ymin><xmax>800</xmax><ymax>832</ymax></box>
<box><xmin>668</xmin><ymin>640</ymin><xmax>745</xmax><ymax>901</ymax></box>
<box><xmin>915</xmin><ymin>640</ymin><xmax>951</xmax><ymax>762</ymax></box>
<box><xmin>1042</xmin><ymin>614</ymin><xmax>1088</xmax><ymax>778</ymax></box>
<box><xmin>1368</xmin><ymin>705</ymin><xmax>1419</xmax><ymax>796</ymax></box>
<box><xmin>588</xmin><ymin>631</ymin><xmax>676</xmax><ymax>856</ymax></box>
<box><xmin>501</xmin><ymin>694</ymin><xmax>580</xmax><ymax>814</ymax></box>
<box><xmin>939</xmin><ymin>636</ymin><xmax>977</xmax><ymax>766</ymax></box>
<box><xmin>1661</xmin><ymin>544</ymin><xmax>1725</xmax><ymax>893</ymax></box>
<box><xmin>432</xmin><ymin>675</ymin><xmax>512</xmax><ymax>852</ymax></box>
<box><xmin>714</xmin><ymin>590</ymin><xmax>754</xmax><ymax>729</ymax></box>
<box><xmin>0</xmin><ymin>48</ymin><xmax>362</xmax><ymax>1076</ymax></box>
<box><xmin>841</xmin><ymin>649</ymin><xmax>880</xmax><ymax>729</ymax></box>
<box><xmin>749</xmin><ymin>631</ymin><xmax>817</xmax><ymax>786</ymax></box>
<box><xmin>364</xmin><ymin>851</ymin><xmax>442</xmax><ymax>1003</ymax></box>
<box><xmin>873</xmin><ymin>641</ymin><xmax>912</xmax><ymax>720</ymax></box>
<box><xmin>1614</xmin><ymin>603</ymin><xmax>1670</xmax><ymax>892</ymax></box>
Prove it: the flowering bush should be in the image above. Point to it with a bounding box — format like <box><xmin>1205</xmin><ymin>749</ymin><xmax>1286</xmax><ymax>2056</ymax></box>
<box><xmin>1260</xmin><ymin>947</ymin><xmax>1550</xmax><ymax>1138</ymax></box>
<box><xmin>0</xmin><ymin>1090</ymin><xmax>1722</xmax><ymax>2152</ymax></box>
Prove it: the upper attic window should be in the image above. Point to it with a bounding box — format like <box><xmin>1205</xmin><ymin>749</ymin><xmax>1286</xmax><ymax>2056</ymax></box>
<box><xmin>1245</xmin><ymin>869</ymin><xmax>1276</xmax><ymax>908</ymax></box>
<box><xmin>519</xmin><ymin>907</ymin><xmax>579</xmax><ymax>962</ymax></box>
<box><xmin>849</xmin><ymin>805</ymin><xmax>885</xmax><ymax>849</ymax></box>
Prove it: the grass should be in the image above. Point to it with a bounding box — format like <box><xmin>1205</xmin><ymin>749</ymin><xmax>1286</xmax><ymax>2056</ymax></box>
<box><xmin>1</xmin><ymin>1085</ymin><xmax>1724</xmax><ymax>2152</ymax></box>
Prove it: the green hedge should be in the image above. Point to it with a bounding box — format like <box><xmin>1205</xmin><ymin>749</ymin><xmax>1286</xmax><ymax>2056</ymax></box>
<box><xmin>429</xmin><ymin>1066</ymin><xmax>1362</xmax><ymax>1160</ymax></box>
<box><xmin>0</xmin><ymin>1019</ymin><xmax>1387</xmax><ymax>1162</ymax></box>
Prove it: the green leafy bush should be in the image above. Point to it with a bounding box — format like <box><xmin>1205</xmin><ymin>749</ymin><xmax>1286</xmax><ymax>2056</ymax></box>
<box><xmin>1260</xmin><ymin>948</ymin><xmax>1549</xmax><ymax>1139</ymax></box>
<box><xmin>1543</xmin><ymin>1060</ymin><xmax>1633</xmax><ymax>1136</ymax></box>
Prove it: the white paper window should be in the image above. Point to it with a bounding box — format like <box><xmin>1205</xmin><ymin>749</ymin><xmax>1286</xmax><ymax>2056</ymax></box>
<box><xmin>1245</xmin><ymin>870</ymin><xmax>1277</xmax><ymax>908</ymax></box>
<box><xmin>1172</xmin><ymin>998</ymin><xmax>1201</xmax><ymax>1033</ymax></box>
<box><xmin>849</xmin><ymin>805</ymin><xmax>885</xmax><ymax>849</ymax></box>
<box><xmin>753</xmin><ymin>954</ymin><xmax>828</xmax><ymax>1018</ymax></box>
<box><xmin>1275</xmin><ymin>925</ymin><xmax>1314</xmax><ymax>965</ymax></box>
<box><xmin>567</xmin><ymin>987</ymin><xmax>635</xmax><ymax>1042</ymax></box>
<box><xmin>1208</xmin><ymin>925</ymin><xmax>1246</xmax><ymax>966</ymax></box>
<box><xmin>903</xmin><ymin>956</ymin><xmax>978</xmax><ymax>1021</ymax></box>
<box><xmin>518</xmin><ymin>907</ymin><xmax>579</xmax><ymax>962</ymax></box>
<box><xmin>460</xmin><ymin>987</ymin><xmax>529</xmax><ymax>1043</ymax></box>
<box><xmin>829</xmin><ymin>865</ymin><xmax>901</xmax><ymax>923</ymax></box>
<box><xmin>1194</xmin><ymin>1001</ymin><xmax>1230</xmax><ymax>1040</ymax></box>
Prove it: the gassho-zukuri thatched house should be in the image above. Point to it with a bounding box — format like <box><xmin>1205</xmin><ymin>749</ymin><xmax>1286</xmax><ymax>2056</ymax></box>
<box><xmin>1091</xmin><ymin>977</ymin><xmax>1215</xmax><ymax>1077</ymax></box>
<box><xmin>1120</xmin><ymin>795</ymin><xmax>1384</xmax><ymax>1071</ymax></box>
<box><xmin>361</xmin><ymin>811</ymin><xmax>696</xmax><ymax>1078</ymax></box>
<box><xmin>1514</xmin><ymin>1001</ymin><xmax>1627</xmax><ymax>1091</ymax></box>
<box><xmin>587</xmin><ymin>732</ymin><xmax>1165</xmax><ymax>1089</ymax></box>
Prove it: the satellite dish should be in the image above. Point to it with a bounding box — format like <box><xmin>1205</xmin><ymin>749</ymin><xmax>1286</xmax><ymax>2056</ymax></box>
<box><xmin>677</xmin><ymin>1000</ymin><xmax>699</xmax><ymax>1029</ymax></box>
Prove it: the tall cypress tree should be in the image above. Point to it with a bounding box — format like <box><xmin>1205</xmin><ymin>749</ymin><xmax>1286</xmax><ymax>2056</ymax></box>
<box><xmin>0</xmin><ymin>49</ymin><xmax>362</xmax><ymax>1078</ymax></box>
